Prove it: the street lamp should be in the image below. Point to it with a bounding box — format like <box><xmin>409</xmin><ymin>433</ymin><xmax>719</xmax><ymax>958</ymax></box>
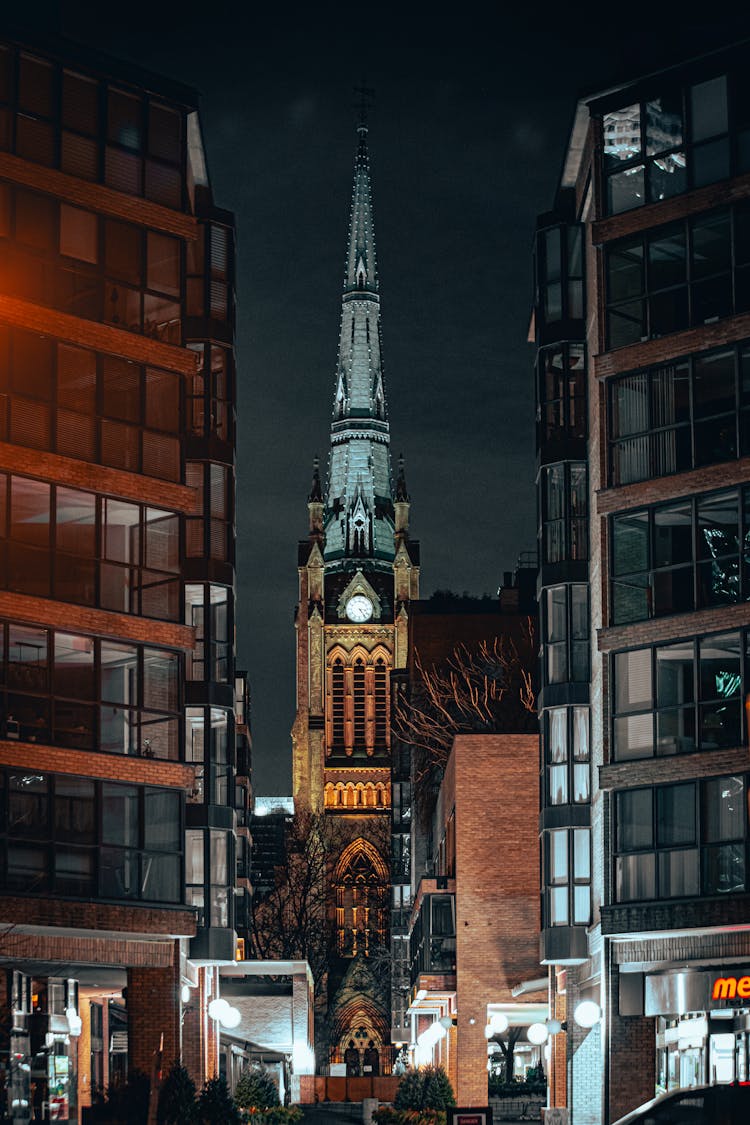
<box><xmin>573</xmin><ymin>1001</ymin><xmax>601</xmax><ymax>1029</ymax></box>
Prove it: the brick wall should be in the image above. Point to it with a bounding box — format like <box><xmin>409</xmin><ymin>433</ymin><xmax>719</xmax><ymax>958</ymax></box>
<box><xmin>449</xmin><ymin>733</ymin><xmax>540</xmax><ymax>1106</ymax></box>
<box><xmin>0</xmin><ymin>589</ymin><xmax>194</xmax><ymax>649</ymax></box>
<box><xmin>0</xmin><ymin>894</ymin><xmax>195</xmax><ymax>936</ymax></box>
<box><xmin>0</xmin><ymin>439</ymin><xmax>197</xmax><ymax>512</ymax></box>
<box><xmin>606</xmin><ymin>965</ymin><xmax>655</xmax><ymax>1121</ymax></box>
<box><xmin>127</xmin><ymin>951</ymin><xmax>181</xmax><ymax>1077</ymax></box>
<box><xmin>0</xmin><ymin>740</ymin><xmax>195</xmax><ymax>790</ymax></box>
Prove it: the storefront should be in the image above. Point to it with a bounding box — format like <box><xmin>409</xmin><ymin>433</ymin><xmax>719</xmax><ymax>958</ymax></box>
<box><xmin>638</xmin><ymin>967</ymin><xmax>750</xmax><ymax>1093</ymax></box>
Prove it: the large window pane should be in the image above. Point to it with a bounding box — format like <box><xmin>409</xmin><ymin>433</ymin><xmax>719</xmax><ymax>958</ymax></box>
<box><xmin>656</xmin><ymin>641</ymin><xmax>694</xmax><ymax>707</ymax></box>
<box><xmin>615</xmin><ymin>649</ymin><xmax>652</xmax><ymax>713</ymax></box>
<box><xmin>143</xmin><ymin>649</ymin><xmax>178</xmax><ymax>711</ymax></box>
<box><xmin>8</xmin><ymin>625</ymin><xmax>47</xmax><ymax>690</ymax></box>
<box><xmin>55</xmin><ymin>487</ymin><xmax>96</xmax><ymax>557</ymax></box>
<box><xmin>618</xmin><ymin>789</ymin><xmax>653</xmax><ymax>850</ymax></box>
<box><xmin>617</xmin><ymin>853</ymin><xmax>656</xmax><ymax>901</ymax></box>
<box><xmin>608</xmin><ymin>239</ymin><xmax>644</xmax><ymax>301</ymax></box>
<box><xmin>703</xmin><ymin>775</ymin><xmax>745</xmax><ymax>842</ymax></box>
<box><xmin>143</xmin><ymin>789</ymin><xmax>180</xmax><ymax>851</ymax></box>
<box><xmin>613</xmin><ymin>510</ymin><xmax>649</xmax><ymax>576</ymax></box>
<box><xmin>648</xmin><ymin>225</ymin><xmax>686</xmax><ymax>290</ymax></box>
<box><xmin>100</xmin><ymin>642</ymin><xmax>138</xmax><ymax>705</ymax></box>
<box><xmin>691</xmin><ymin>210</ymin><xmax>731</xmax><ymax>279</ymax></box>
<box><xmin>8</xmin><ymin>773</ymin><xmax>48</xmax><ymax>836</ymax></box>
<box><xmin>604</xmin><ymin>104</ymin><xmax>641</xmax><ymax>169</ymax></box>
<box><xmin>54</xmin><ymin>632</ymin><xmax>94</xmax><ymax>701</ymax></box>
<box><xmin>102</xmin><ymin>784</ymin><xmax>139</xmax><ymax>847</ymax></box>
<box><xmin>690</xmin><ymin>76</ymin><xmax>728</xmax><ymax>142</ymax></box>
<box><xmin>646</xmin><ymin>92</ymin><xmax>684</xmax><ymax>154</ymax></box>
<box><xmin>658</xmin><ymin>848</ymin><xmax>699</xmax><ymax>897</ymax></box>
<box><xmin>103</xmin><ymin>499</ymin><xmax>140</xmax><ymax>564</ymax></box>
<box><xmin>141</xmin><ymin>853</ymin><xmax>180</xmax><ymax>902</ymax></box>
<box><xmin>657</xmin><ymin>783</ymin><xmax>696</xmax><ymax>846</ymax></box>
<box><xmin>10</xmin><ymin>478</ymin><xmax>49</xmax><ymax>545</ymax></box>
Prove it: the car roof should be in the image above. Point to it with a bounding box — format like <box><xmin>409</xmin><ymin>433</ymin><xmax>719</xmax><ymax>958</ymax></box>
<box><xmin>611</xmin><ymin>1084</ymin><xmax>750</xmax><ymax>1125</ymax></box>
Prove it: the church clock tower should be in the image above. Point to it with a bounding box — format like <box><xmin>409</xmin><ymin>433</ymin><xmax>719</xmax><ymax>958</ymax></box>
<box><xmin>292</xmin><ymin>114</ymin><xmax>419</xmax><ymax>1067</ymax></box>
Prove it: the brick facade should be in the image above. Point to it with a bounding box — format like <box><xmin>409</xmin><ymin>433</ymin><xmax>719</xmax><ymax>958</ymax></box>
<box><xmin>449</xmin><ymin>734</ymin><xmax>541</xmax><ymax>1106</ymax></box>
<box><xmin>127</xmin><ymin>955</ymin><xmax>181</xmax><ymax>1077</ymax></box>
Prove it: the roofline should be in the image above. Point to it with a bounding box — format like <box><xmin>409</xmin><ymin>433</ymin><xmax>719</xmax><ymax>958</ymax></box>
<box><xmin>2</xmin><ymin>24</ymin><xmax>201</xmax><ymax>109</ymax></box>
<box><xmin>558</xmin><ymin>36</ymin><xmax>750</xmax><ymax>195</ymax></box>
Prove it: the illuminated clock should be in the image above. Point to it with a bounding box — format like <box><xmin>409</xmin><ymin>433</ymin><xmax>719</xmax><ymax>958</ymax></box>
<box><xmin>345</xmin><ymin>594</ymin><xmax>374</xmax><ymax>623</ymax></box>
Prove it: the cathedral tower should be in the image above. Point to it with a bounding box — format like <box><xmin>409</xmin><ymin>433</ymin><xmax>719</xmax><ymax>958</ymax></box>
<box><xmin>292</xmin><ymin>115</ymin><xmax>419</xmax><ymax>1068</ymax></box>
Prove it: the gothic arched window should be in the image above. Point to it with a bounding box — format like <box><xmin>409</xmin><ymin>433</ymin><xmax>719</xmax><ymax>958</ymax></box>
<box><xmin>334</xmin><ymin>839</ymin><xmax>388</xmax><ymax>958</ymax></box>
<box><xmin>325</xmin><ymin>646</ymin><xmax>391</xmax><ymax>757</ymax></box>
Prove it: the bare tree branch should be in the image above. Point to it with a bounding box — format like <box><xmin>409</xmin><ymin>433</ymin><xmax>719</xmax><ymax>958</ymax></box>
<box><xmin>393</xmin><ymin>619</ymin><xmax>537</xmax><ymax>817</ymax></box>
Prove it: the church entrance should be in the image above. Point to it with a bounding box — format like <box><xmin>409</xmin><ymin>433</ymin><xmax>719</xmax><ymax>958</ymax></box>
<box><xmin>337</xmin><ymin>1024</ymin><xmax>383</xmax><ymax>1076</ymax></box>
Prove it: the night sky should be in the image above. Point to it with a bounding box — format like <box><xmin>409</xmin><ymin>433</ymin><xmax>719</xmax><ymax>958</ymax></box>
<box><xmin>17</xmin><ymin>7</ymin><xmax>750</xmax><ymax>792</ymax></box>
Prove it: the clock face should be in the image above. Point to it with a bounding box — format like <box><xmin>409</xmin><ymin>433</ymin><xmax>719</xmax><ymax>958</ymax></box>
<box><xmin>345</xmin><ymin>594</ymin><xmax>374</xmax><ymax>623</ymax></box>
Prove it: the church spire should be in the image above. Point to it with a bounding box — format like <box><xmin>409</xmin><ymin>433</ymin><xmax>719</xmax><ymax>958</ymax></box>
<box><xmin>324</xmin><ymin>114</ymin><xmax>394</xmax><ymax>570</ymax></box>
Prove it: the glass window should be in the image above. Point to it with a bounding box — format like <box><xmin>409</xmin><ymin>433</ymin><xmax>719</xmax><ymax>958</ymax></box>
<box><xmin>618</xmin><ymin>789</ymin><xmax>653</xmax><ymax>851</ymax></box>
<box><xmin>185</xmin><ymin>828</ymin><xmax>204</xmax><ymax>884</ymax></box>
<box><xmin>54</xmin><ymin>632</ymin><xmax>94</xmax><ymax>700</ymax></box>
<box><xmin>55</xmin><ymin>487</ymin><xmax>95</xmax><ymax>556</ymax></box>
<box><xmin>144</xmin><ymin>509</ymin><xmax>178</xmax><ymax>572</ymax></box>
<box><xmin>646</xmin><ymin>92</ymin><xmax>684</xmax><ymax>154</ymax></box>
<box><xmin>573</xmin><ymin>828</ymin><xmax>590</xmax><ymax>880</ymax></box>
<box><xmin>143</xmin><ymin>648</ymin><xmax>178</xmax><ymax>711</ymax></box>
<box><xmin>10</xmin><ymin>478</ymin><xmax>49</xmax><ymax>545</ymax></box>
<box><xmin>100</xmin><ymin>641</ymin><xmax>138</xmax><ymax>705</ymax></box>
<box><xmin>102</xmin><ymin>784</ymin><xmax>139</xmax><ymax>847</ymax></box>
<box><xmin>648</xmin><ymin>225</ymin><xmax>686</xmax><ymax>290</ymax></box>
<box><xmin>103</xmin><ymin>498</ymin><xmax>140</xmax><ymax>563</ymax></box>
<box><xmin>603</xmin><ymin>104</ymin><xmax>641</xmax><ymax>168</ymax></box>
<box><xmin>8</xmin><ymin>773</ymin><xmax>48</xmax><ymax>836</ymax></box>
<box><xmin>147</xmin><ymin>233</ymin><xmax>180</xmax><ymax>296</ymax></box>
<box><xmin>210</xmin><ymin>830</ymin><xmax>228</xmax><ymax>883</ymax></box>
<box><xmin>615</xmin><ymin>649</ymin><xmax>652</xmax><ymax>714</ymax></box>
<box><xmin>60</xmin><ymin>205</ymin><xmax>98</xmax><ymax>264</ymax></box>
<box><xmin>102</xmin><ymin>355</ymin><xmax>140</xmax><ymax>422</ymax></box>
<box><xmin>105</xmin><ymin>220</ymin><xmax>142</xmax><ymax>285</ymax></box>
<box><xmin>702</xmin><ymin>775</ymin><xmax>745</xmax><ymax>842</ymax></box>
<box><xmin>690</xmin><ymin>76</ymin><xmax>728</xmax><ymax>141</ymax></box>
<box><xmin>54</xmin><ymin>777</ymin><xmax>95</xmax><ymax>843</ymax></box>
<box><xmin>143</xmin><ymin>789</ymin><xmax>180</xmax><ymax>851</ymax></box>
<box><xmin>657</xmin><ymin>783</ymin><xmax>696</xmax><ymax>846</ymax></box>
<box><xmin>108</xmin><ymin>89</ymin><xmax>142</xmax><ymax>150</ymax></box>
<box><xmin>8</xmin><ymin>625</ymin><xmax>47</xmax><ymax>690</ymax></box>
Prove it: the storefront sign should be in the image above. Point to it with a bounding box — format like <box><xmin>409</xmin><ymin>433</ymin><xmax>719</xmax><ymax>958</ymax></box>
<box><xmin>712</xmin><ymin>975</ymin><xmax>750</xmax><ymax>1001</ymax></box>
<box><xmin>448</xmin><ymin>1109</ymin><xmax>492</xmax><ymax>1125</ymax></box>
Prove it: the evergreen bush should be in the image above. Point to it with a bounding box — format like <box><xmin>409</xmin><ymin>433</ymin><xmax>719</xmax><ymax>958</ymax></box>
<box><xmin>234</xmin><ymin>1065</ymin><xmax>280</xmax><ymax>1110</ymax></box>
<box><xmin>157</xmin><ymin>1061</ymin><xmax>197</xmax><ymax>1124</ymax></box>
<box><xmin>394</xmin><ymin>1066</ymin><xmax>455</xmax><ymax>1112</ymax></box>
<box><xmin>422</xmin><ymin>1066</ymin><xmax>456</xmax><ymax>1110</ymax></box>
<box><xmin>196</xmin><ymin>1075</ymin><xmax>240</xmax><ymax>1125</ymax></box>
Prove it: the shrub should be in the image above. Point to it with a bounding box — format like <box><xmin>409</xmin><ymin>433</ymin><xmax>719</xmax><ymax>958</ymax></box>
<box><xmin>235</xmin><ymin>1066</ymin><xmax>280</xmax><ymax>1110</ymax></box>
<box><xmin>158</xmin><ymin>1061</ymin><xmax>197</xmax><ymax>1124</ymax></box>
<box><xmin>196</xmin><ymin>1076</ymin><xmax>240</xmax><ymax>1125</ymax></box>
<box><xmin>394</xmin><ymin>1066</ymin><xmax>455</xmax><ymax>1112</ymax></box>
<box><xmin>422</xmin><ymin>1066</ymin><xmax>455</xmax><ymax>1110</ymax></box>
<box><xmin>92</xmin><ymin>1069</ymin><xmax>150</xmax><ymax>1123</ymax></box>
<box><xmin>394</xmin><ymin>1069</ymin><xmax>425</xmax><ymax>1110</ymax></box>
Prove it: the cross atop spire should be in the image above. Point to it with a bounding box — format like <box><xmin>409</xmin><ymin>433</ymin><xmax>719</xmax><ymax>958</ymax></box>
<box><xmin>354</xmin><ymin>82</ymin><xmax>375</xmax><ymax>129</ymax></box>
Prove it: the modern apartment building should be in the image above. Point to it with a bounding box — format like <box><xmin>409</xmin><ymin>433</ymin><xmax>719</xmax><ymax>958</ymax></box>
<box><xmin>534</xmin><ymin>40</ymin><xmax>750</xmax><ymax>1124</ymax></box>
<box><xmin>0</xmin><ymin>30</ymin><xmax>244</xmax><ymax>1123</ymax></box>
